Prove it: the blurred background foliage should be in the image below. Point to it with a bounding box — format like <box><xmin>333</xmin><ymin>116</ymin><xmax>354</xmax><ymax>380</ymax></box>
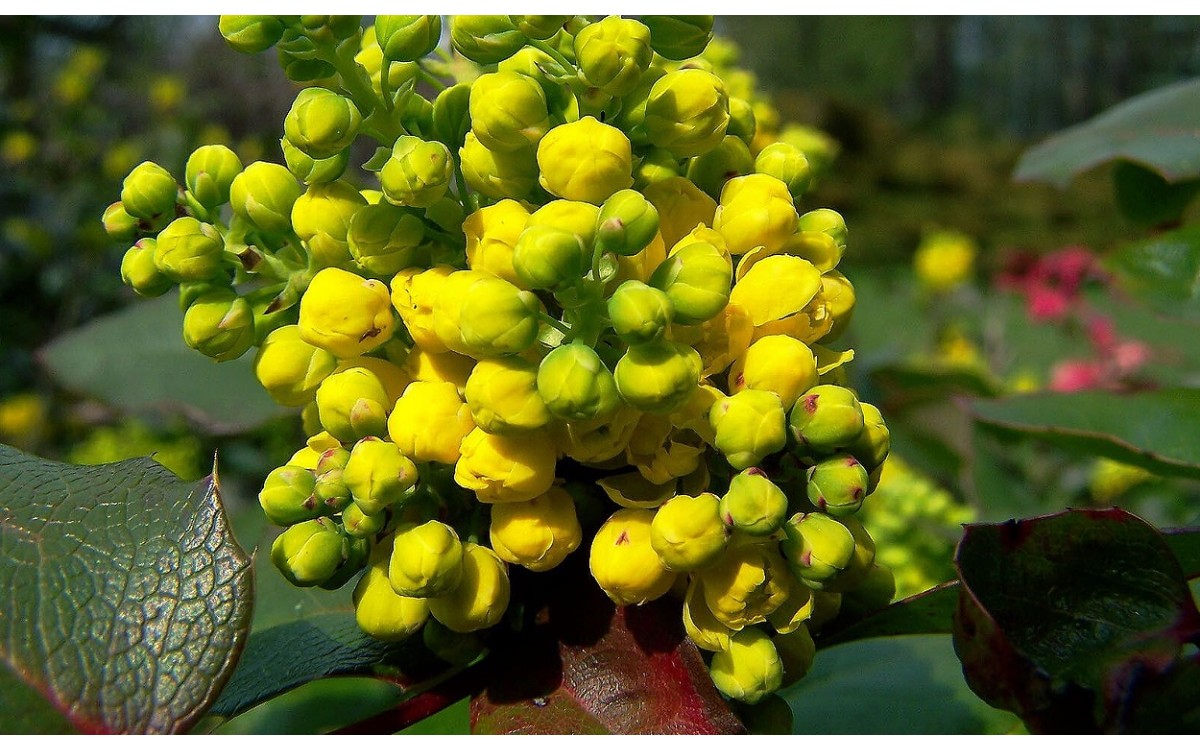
<box><xmin>2</xmin><ymin>17</ymin><xmax>1200</xmax><ymax>732</ymax></box>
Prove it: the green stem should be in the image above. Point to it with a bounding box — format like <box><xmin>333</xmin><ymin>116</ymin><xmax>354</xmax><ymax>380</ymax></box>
<box><xmin>529</xmin><ymin>38</ymin><xmax>575</xmax><ymax>73</ymax></box>
<box><xmin>452</xmin><ymin>158</ymin><xmax>479</xmax><ymax>213</ymax></box>
<box><xmin>539</xmin><ymin>312</ymin><xmax>572</xmax><ymax>337</ymax></box>
<box><xmin>416</xmin><ymin>62</ymin><xmax>449</xmax><ymax>91</ymax></box>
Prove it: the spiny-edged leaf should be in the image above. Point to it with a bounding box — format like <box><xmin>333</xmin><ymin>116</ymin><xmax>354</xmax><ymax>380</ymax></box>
<box><xmin>1108</xmin><ymin>226</ymin><xmax>1200</xmax><ymax>323</ymax></box>
<box><xmin>209</xmin><ymin>611</ymin><xmax>446</xmax><ymax>719</ymax></box>
<box><xmin>953</xmin><ymin>508</ymin><xmax>1200</xmax><ymax>733</ymax></box>
<box><xmin>970</xmin><ymin>389</ymin><xmax>1200</xmax><ymax>479</ymax></box>
<box><xmin>471</xmin><ymin>567</ymin><xmax>743</xmax><ymax>735</ymax></box>
<box><xmin>782</xmin><ymin>635</ymin><xmax>1022</xmax><ymax>734</ymax></box>
<box><xmin>1013</xmin><ymin>77</ymin><xmax>1200</xmax><ymax>188</ymax></box>
<box><xmin>0</xmin><ymin>446</ymin><xmax>253</xmax><ymax>733</ymax></box>
<box><xmin>1112</xmin><ymin>160</ymin><xmax>1200</xmax><ymax>227</ymax></box>
<box><xmin>39</xmin><ymin>294</ymin><xmax>286</xmax><ymax>435</ymax></box>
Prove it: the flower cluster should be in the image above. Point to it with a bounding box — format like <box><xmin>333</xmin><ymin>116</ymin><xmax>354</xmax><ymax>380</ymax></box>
<box><xmin>103</xmin><ymin>15</ymin><xmax>894</xmax><ymax>705</ymax></box>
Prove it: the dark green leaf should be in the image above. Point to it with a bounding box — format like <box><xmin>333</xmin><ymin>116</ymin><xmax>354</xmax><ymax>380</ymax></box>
<box><xmin>1112</xmin><ymin>160</ymin><xmax>1200</xmax><ymax>227</ymax></box>
<box><xmin>953</xmin><ymin>508</ymin><xmax>1200</xmax><ymax>732</ymax></box>
<box><xmin>213</xmin><ymin>676</ymin><xmax>404</xmax><ymax>734</ymax></box>
<box><xmin>40</xmin><ymin>295</ymin><xmax>287</xmax><ymax>435</ymax></box>
<box><xmin>1164</xmin><ymin>526</ymin><xmax>1200</xmax><ymax>579</ymax></box>
<box><xmin>970</xmin><ymin>389</ymin><xmax>1200</xmax><ymax>479</ymax></box>
<box><xmin>1014</xmin><ymin>78</ymin><xmax>1200</xmax><ymax>188</ymax></box>
<box><xmin>817</xmin><ymin>584</ymin><xmax>957</xmax><ymax>647</ymax></box>
<box><xmin>0</xmin><ymin>446</ymin><xmax>254</xmax><ymax>733</ymax></box>
<box><xmin>1108</xmin><ymin>226</ymin><xmax>1200</xmax><ymax>323</ymax></box>
<box><xmin>782</xmin><ymin>635</ymin><xmax>1021</xmax><ymax>734</ymax></box>
<box><xmin>0</xmin><ymin>664</ymin><xmax>77</xmax><ymax>734</ymax></box>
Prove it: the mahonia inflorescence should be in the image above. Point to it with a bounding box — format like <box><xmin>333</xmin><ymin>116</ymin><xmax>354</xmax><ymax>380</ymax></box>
<box><xmin>104</xmin><ymin>14</ymin><xmax>895</xmax><ymax>706</ymax></box>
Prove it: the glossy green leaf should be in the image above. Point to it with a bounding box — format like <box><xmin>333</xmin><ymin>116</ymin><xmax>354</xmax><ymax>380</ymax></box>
<box><xmin>40</xmin><ymin>295</ymin><xmax>287</xmax><ymax>435</ymax></box>
<box><xmin>782</xmin><ymin>635</ymin><xmax>1021</xmax><ymax>734</ymax></box>
<box><xmin>1014</xmin><ymin>78</ymin><xmax>1200</xmax><ymax>188</ymax></box>
<box><xmin>970</xmin><ymin>389</ymin><xmax>1200</xmax><ymax>479</ymax></box>
<box><xmin>0</xmin><ymin>446</ymin><xmax>254</xmax><ymax>733</ymax></box>
<box><xmin>1108</xmin><ymin>226</ymin><xmax>1200</xmax><ymax>322</ymax></box>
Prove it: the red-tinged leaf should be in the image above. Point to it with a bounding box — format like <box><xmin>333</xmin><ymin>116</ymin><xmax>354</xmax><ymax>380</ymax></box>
<box><xmin>953</xmin><ymin>508</ymin><xmax>1200</xmax><ymax>733</ymax></box>
<box><xmin>471</xmin><ymin>566</ymin><xmax>744</xmax><ymax>735</ymax></box>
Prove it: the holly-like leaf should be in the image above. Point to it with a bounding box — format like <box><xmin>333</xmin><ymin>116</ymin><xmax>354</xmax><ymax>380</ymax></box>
<box><xmin>1013</xmin><ymin>78</ymin><xmax>1200</xmax><ymax>188</ymax></box>
<box><xmin>953</xmin><ymin>508</ymin><xmax>1200</xmax><ymax>733</ymax></box>
<box><xmin>40</xmin><ymin>295</ymin><xmax>287</xmax><ymax>435</ymax></box>
<box><xmin>471</xmin><ymin>568</ymin><xmax>744</xmax><ymax>734</ymax></box>
<box><xmin>0</xmin><ymin>446</ymin><xmax>253</xmax><ymax>733</ymax></box>
<box><xmin>1108</xmin><ymin>226</ymin><xmax>1200</xmax><ymax>323</ymax></box>
<box><xmin>970</xmin><ymin>389</ymin><xmax>1200</xmax><ymax>479</ymax></box>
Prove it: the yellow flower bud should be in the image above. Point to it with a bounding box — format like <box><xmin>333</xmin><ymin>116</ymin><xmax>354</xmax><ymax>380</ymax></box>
<box><xmin>299</xmin><ymin>267</ymin><xmax>395</xmax><ymax>358</ymax></box>
<box><xmin>390</xmin><ymin>265</ymin><xmax>455</xmax><ymax>354</ymax></box>
<box><xmin>643</xmin><ymin>176</ymin><xmax>717</xmax><ymax>252</ymax></box>
<box><xmin>700</xmin><ymin>541</ymin><xmax>791</xmax><ymax>630</ymax></box>
<box><xmin>728</xmin><ymin>335</ymin><xmax>818</xmax><ymax>411</ymax></box>
<box><xmin>347</xmin><ymin>202</ymin><xmax>425</xmax><ymax>275</ymax></box>
<box><xmin>713</xmin><ymin>174</ymin><xmax>797</xmax><ymax>256</ymax></box>
<box><xmin>537</xmin><ymin>117</ymin><xmax>634</xmax><ymax>205</ymax></box>
<box><xmin>709</xmin><ymin>627</ymin><xmax>783</xmax><ymax>704</ymax></box>
<box><xmin>284</xmin><ymin>87</ymin><xmax>361</xmax><ymax>160</ymax></box>
<box><xmin>613</xmin><ymin>340</ymin><xmax>702</xmax><ymax>414</ymax></box>
<box><xmin>573</xmin><ymin>16</ymin><xmax>653</xmax><ymax>97</ymax></box>
<box><xmin>469</xmin><ymin>71</ymin><xmax>551</xmax><ymax>153</ymax></box>
<box><xmin>820</xmin><ymin>270</ymin><xmax>855</xmax><ymax>343</ymax></box>
<box><xmin>463</xmin><ymin>357</ymin><xmax>552</xmax><ymax>434</ymax></box>
<box><xmin>291</xmin><ymin>180</ymin><xmax>367</xmax><ymax>267</ymax></box>
<box><xmin>343</xmin><ymin>437</ymin><xmax>419</xmax><ymax>515</ymax></box>
<box><xmin>255</xmin><ymin>325</ymin><xmax>339</xmax><ymax>407</ymax></box>
<box><xmin>459</xmin><ymin>132</ymin><xmax>539</xmax><ymax>200</ymax></box>
<box><xmin>389</xmin><ymin>520</ymin><xmax>464</xmax><ymax>598</ymax></box>
<box><xmin>182</xmin><ymin>289</ymin><xmax>255</xmax><ymax>362</ymax></box>
<box><xmin>554</xmin><ymin>406</ymin><xmax>641</xmax><ymax>464</ymax></box>
<box><xmin>729</xmin><ymin>255</ymin><xmax>821</xmax><ymax>331</ymax></box>
<box><xmin>434</xmin><ymin>271</ymin><xmax>542</xmax><ymax>359</ymax></box>
<box><xmin>641</xmin><ymin>69</ymin><xmax>729</xmax><ymax>158</ymax></box>
<box><xmin>353</xmin><ymin>544</ymin><xmax>430</xmax><ymax>641</ymax></box>
<box><xmin>332</xmin><ymin>356</ymin><xmax>411</xmax><ymax>404</ymax></box>
<box><xmin>489</xmin><ymin>487</ymin><xmax>582</xmax><ymax>572</ymax></box>
<box><xmin>683</xmin><ymin>577</ymin><xmax>733</xmax><ymax>652</ymax></box>
<box><xmin>710</xmin><ymin>389</ymin><xmax>788</xmax><ymax>471</ymax></box>
<box><xmin>428</xmin><ymin>542</ymin><xmax>511</xmax><ymax>632</ymax></box>
<box><xmin>380</xmin><ymin>136</ymin><xmax>454</xmax><ymax>208</ymax></box>
<box><xmin>401</xmin><ymin>346</ymin><xmax>475</xmax><ymax>393</ymax></box>
<box><xmin>589</xmin><ymin>508</ymin><xmax>677</xmax><ymax>606</ymax></box>
<box><xmin>463</xmin><ymin>200</ymin><xmax>532</xmax><ymax>288</ymax></box>
<box><xmin>650</xmin><ymin>492</ymin><xmax>728</xmax><ymax>571</ymax></box>
<box><xmin>315</xmin><ymin>366</ymin><xmax>389</xmax><ymax>442</ymax></box>
<box><xmin>388</xmin><ymin>381</ymin><xmax>475</xmax><ymax>464</ymax></box>
<box><xmin>454</xmin><ymin>427</ymin><xmax>557</xmax><ymax>503</ymax></box>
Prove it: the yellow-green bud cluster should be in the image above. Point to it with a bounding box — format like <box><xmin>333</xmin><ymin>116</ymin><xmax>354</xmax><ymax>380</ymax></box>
<box><xmin>105</xmin><ymin>15</ymin><xmax>891</xmax><ymax>706</ymax></box>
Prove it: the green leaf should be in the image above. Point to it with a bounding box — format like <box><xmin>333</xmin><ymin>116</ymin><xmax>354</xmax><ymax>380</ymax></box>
<box><xmin>782</xmin><ymin>635</ymin><xmax>1021</xmax><ymax>734</ymax></box>
<box><xmin>1112</xmin><ymin>160</ymin><xmax>1200</xmax><ymax>227</ymax></box>
<box><xmin>40</xmin><ymin>295</ymin><xmax>287</xmax><ymax>435</ymax></box>
<box><xmin>0</xmin><ymin>664</ymin><xmax>76</xmax><ymax>734</ymax></box>
<box><xmin>969</xmin><ymin>389</ymin><xmax>1200</xmax><ymax>479</ymax></box>
<box><xmin>1014</xmin><ymin>78</ymin><xmax>1200</xmax><ymax>188</ymax></box>
<box><xmin>817</xmin><ymin>584</ymin><xmax>957</xmax><ymax>648</ymax></box>
<box><xmin>953</xmin><ymin>508</ymin><xmax>1200</xmax><ymax>732</ymax></box>
<box><xmin>213</xmin><ymin>676</ymin><xmax>404</xmax><ymax>734</ymax></box>
<box><xmin>0</xmin><ymin>446</ymin><xmax>254</xmax><ymax>733</ymax></box>
<box><xmin>1108</xmin><ymin>226</ymin><xmax>1200</xmax><ymax>322</ymax></box>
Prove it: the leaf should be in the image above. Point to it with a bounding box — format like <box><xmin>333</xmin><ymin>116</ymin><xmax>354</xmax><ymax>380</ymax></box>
<box><xmin>470</xmin><ymin>566</ymin><xmax>744</xmax><ymax>734</ymax></box>
<box><xmin>39</xmin><ymin>295</ymin><xmax>287</xmax><ymax>435</ymax></box>
<box><xmin>953</xmin><ymin>508</ymin><xmax>1200</xmax><ymax>732</ymax></box>
<box><xmin>1107</xmin><ymin>226</ymin><xmax>1200</xmax><ymax>323</ymax></box>
<box><xmin>1014</xmin><ymin>78</ymin><xmax>1200</xmax><ymax>188</ymax></box>
<box><xmin>0</xmin><ymin>446</ymin><xmax>254</xmax><ymax>733</ymax></box>
<box><xmin>782</xmin><ymin>635</ymin><xmax>1021</xmax><ymax>734</ymax></box>
<box><xmin>969</xmin><ymin>389</ymin><xmax>1200</xmax><ymax>479</ymax></box>
<box><xmin>213</xmin><ymin>676</ymin><xmax>405</xmax><ymax>734</ymax></box>
<box><xmin>817</xmin><ymin>583</ymin><xmax>958</xmax><ymax>648</ymax></box>
<box><xmin>0</xmin><ymin>664</ymin><xmax>76</xmax><ymax>734</ymax></box>
<box><xmin>1112</xmin><ymin>160</ymin><xmax>1200</xmax><ymax>227</ymax></box>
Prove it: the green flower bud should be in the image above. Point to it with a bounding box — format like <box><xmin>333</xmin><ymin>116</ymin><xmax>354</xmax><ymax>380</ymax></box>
<box><xmin>277</xmin><ymin>39</ymin><xmax>337</xmax><ymax>83</ymax></box>
<box><xmin>344</xmin><ymin>437</ymin><xmax>419</xmax><ymax>515</ymax></box>
<box><xmin>641</xmin><ymin>69</ymin><xmax>729</xmax><ymax>159</ymax></box>
<box><xmin>219</xmin><ymin>15</ymin><xmax>286</xmax><ymax>54</ymax></box>
<box><xmin>437</xmin><ymin>273</ymin><xmax>542</xmax><ymax>358</ymax></box>
<box><xmin>806</xmin><ymin>454</ymin><xmax>869</xmax><ymax>517</ymax></box>
<box><xmin>512</xmin><ymin>225</ymin><xmax>587</xmax><ymax>290</ymax></box>
<box><xmin>700</xmin><ymin>542</ymin><xmax>790</xmax><ymax>629</ymax></box>
<box><xmin>574</xmin><ymin>16</ymin><xmax>653</xmax><ymax>97</ymax></box>
<box><xmin>459</xmin><ymin>132</ymin><xmax>539</xmax><ymax>200</ymax></box>
<box><xmin>596</xmin><ymin>188</ymin><xmax>660</xmax><ymax>257</ymax></box>
<box><xmin>343</xmin><ymin>501</ymin><xmax>387</xmax><ymax>538</ymax></box>
<box><xmin>316</xmin><ymin>446</ymin><xmax>351</xmax><ymax>474</ymax></box>
<box><xmin>313</xmin><ymin>468</ymin><xmax>352</xmax><ymax>515</ymax></box>
<box><xmin>102</xmin><ymin>201</ymin><xmax>140</xmax><ymax>241</ymax></box>
<box><xmin>794</xmin><ymin>208</ymin><xmax>847</xmax><ymax>271</ymax></box>
<box><xmin>375</xmin><ymin>15</ymin><xmax>441</xmax><ymax>61</ymax></box>
<box><xmin>347</xmin><ymin>202</ymin><xmax>425</xmax><ymax>275</ymax></box>
<box><xmin>292</xmin><ymin>179</ymin><xmax>368</xmax><ymax>267</ymax></box>
<box><xmin>607</xmin><ymin>280</ymin><xmax>673</xmax><ymax>345</ymax></box>
<box><xmin>259</xmin><ymin>465</ymin><xmax>320</xmax><ymax>526</ymax></box>
<box><xmin>726</xmin><ymin>97</ymin><xmax>757</xmax><ymax>144</ymax></box>
<box><xmin>755</xmin><ymin>142</ymin><xmax>812</xmax><ymax>200</ymax></box>
<box><xmin>389</xmin><ymin>520</ymin><xmax>464</xmax><ymax>598</ymax></box>
<box><xmin>298</xmin><ymin>15</ymin><xmax>362</xmax><ymax>44</ymax></box>
<box><xmin>120</xmin><ymin>239</ymin><xmax>171</xmax><ymax>298</ymax></box>
<box><xmin>432</xmin><ymin>83</ymin><xmax>473</xmax><ymax>152</ymax></box>
<box><xmin>422</xmin><ymin>618</ymin><xmax>485</xmax><ymax>665</ymax></box>
<box><xmin>822</xmin><ymin>514</ymin><xmax>876</xmax><ymax>593</ymax></box>
<box><xmin>781</xmin><ymin>512</ymin><xmax>855</xmax><ymax>587</ymax></box>
<box><xmin>641</xmin><ymin>16</ymin><xmax>713</xmax><ymax>60</ymax></box>
<box><xmin>650</xmin><ymin>492</ymin><xmax>728</xmax><ymax>572</ymax></box>
<box><xmin>353</xmin><ymin>545</ymin><xmax>430</xmax><ymax>641</ymax></box>
<box><xmin>789</xmin><ymin>384</ymin><xmax>865</xmax><ymax>453</ymax></box>
<box><xmin>254</xmin><ymin>325</ymin><xmax>337</xmax><ymax>407</ymax></box>
<box><xmin>710</xmin><ymin>627</ymin><xmax>782</xmax><ymax>705</ymax></box>
<box><xmin>318</xmin><ymin>534</ymin><xmax>371</xmax><ymax>591</ymax></box>
<box><xmin>536</xmin><ymin>343</ymin><xmax>619</xmax><ymax>422</ymax></box>
<box><xmin>837</xmin><ymin>564</ymin><xmax>896</xmax><ymax>619</ymax></box>
<box><xmin>720</xmin><ymin>468</ymin><xmax>787</xmax><ymax>536</ymax></box>
<box><xmin>850</xmin><ymin>402</ymin><xmax>890</xmax><ymax>475</ymax></box>
<box><xmin>182</xmin><ymin>289</ymin><xmax>255</xmax><ymax>362</ymax></box>
<box><xmin>428</xmin><ymin>542</ymin><xmax>511</xmax><ymax>632</ymax></box>
<box><xmin>450</xmin><ymin>15</ymin><xmax>526</xmax><ymax>65</ymax></box>
<box><xmin>687</xmin><ymin>135</ymin><xmax>753</xmax><ymax>199</ymax></box>
<box><xmin>230</xmin><ymin>161</ymin><xmax>302</xmax><ymax>235</ymax></box>
<box><xmin>709</xmin><ymin>389</ymin><xmax>788</xmax><ymax>471</ymax></box>
<box><xmin>153</xmin><ymin>217</ymin><xmax>223</xmax><ymax>282</ymax></box>
<box><xmin>185</xmin><ymin>144</ymin><xmax>242</xmax><ymax>210</ymax></box>
<box><xmin>633</xmin><ymin>147</ymin><xmax>681</xmax><ymax>189</ymax></box>
<box><xmin>537</xmin><ymin>117</ymin><xmax>634</xmax><ymax>205</ymax></box>
<box><xmin>284</xmin><ymin>87</ymin><xmax>362</xmax><ymax>160</ymax></box>
<box><xmin>271</xmin><ymin>517</ymin><xmax>347</xmax><ymax>587</ymax></box>
<box><xmin>464</xmin><ymin>357</ymin><xmax>552</xmax><ymax>434</ymax></box>
<box><xmin>614</xmin><ymin>340</ymin><xmax>701</xmax><ymax>414</ymax></box>
<box><xmin>469</xmin><ymin>71</ymin><xmax>551</xmax><ymax>153</ymax></box>
<box><xmin>380</xmin><ymin>136</ymin><xmax>454</xmax><ymax>209</ymax></box>
<box><xmin>649</xmin><ymin>240</ymin><xmax>731</xmax><ymax>325</ymax></box>
<box><xmin>281</xmin><ymin>137</ymin><xmax>349</xmax><ymax>185</ymax></box>
<box><xmin>316</xmin><ymin>367</ymin><xmax>390</xmax><ymax>442</ymax></box>
<box><xmin>509</xmin><ymin>15</ymin><xmax>570</xmax><ymax>40</ymax></box>
<box><xmin>121</xmin><ymin>161</ymin><xmax>177</xmax><ymax>220</ymax></box>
